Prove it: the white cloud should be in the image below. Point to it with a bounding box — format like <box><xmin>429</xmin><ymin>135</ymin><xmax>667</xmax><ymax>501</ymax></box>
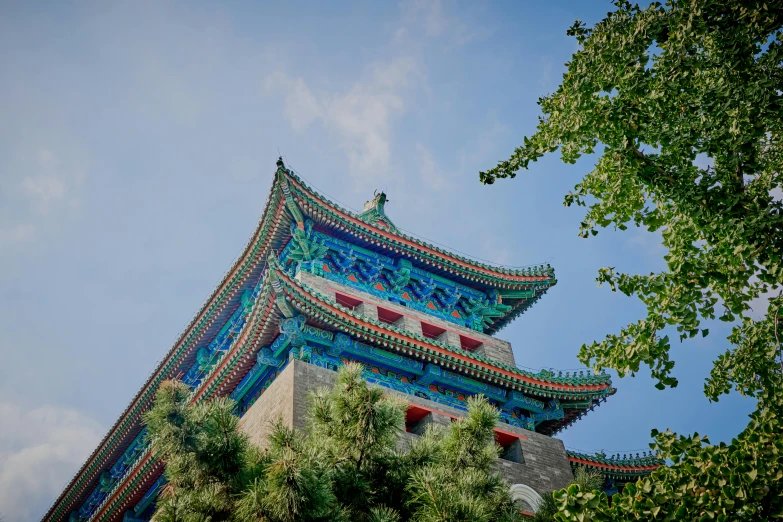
<box><xmin>22</xmin><ymin>175</ymin><xmax>67</xmax><ymax>209</ymax></box>
<box><xmin>266</xmin><ymin>57</ymin><xmax>420</xmax><ymax>185</ymax></box>
<box><xmin>0</xmin><ymin>402</ymin><xmax>104</xmax><ymax>522</ymax></box>
<box><xmin>0</xmin><ymin>146</ymin><xmax>88</xmax><ymax>245</ymax></box>
<box><xmin>285</xmin><ymin>77</ymin><xmax>324</xmax><ymax>133</ymax></box>
<box><xmin>0</xmin><ymin>223</ymin><xmax>35</xmax><ymax>244</ymax></box>
<box><xmin>263</xmin><ymin>1</ymin><xmax>494</xmax><ymax>188</ymax></box>
<box><xmin>20</xmin><ymin>148</ymin><xmax>74</xmax><ymax>212</ymax></box>
<box><xmin>410</xmin><ymin>0</ymin><xmax>448</xmax><ymax>38</ymax></box>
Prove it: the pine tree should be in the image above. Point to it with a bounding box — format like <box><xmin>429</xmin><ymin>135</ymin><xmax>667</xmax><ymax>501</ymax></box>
<box><xmin>143</xmin><ymin>362</ymin><xmax>527</xmax><ymax>522</ymax></box>
<box><xmin>405</xmin><ymin>396</ymin><xmax>521</xmax><ymax>522</ymax></box>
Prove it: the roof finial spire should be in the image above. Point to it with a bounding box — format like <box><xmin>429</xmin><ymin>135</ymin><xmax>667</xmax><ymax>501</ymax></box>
<box><xmin>357</xmin><ymin>190</ymin><xmax>398</xmax><ymax>233</ymax></box>
<box><xmin>364</xmin><ymin>190</ymin><xmax>389</xmax><ymax>212</ymax></box>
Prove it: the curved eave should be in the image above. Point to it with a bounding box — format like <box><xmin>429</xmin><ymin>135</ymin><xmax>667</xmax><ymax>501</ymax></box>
<box><xmin>488</xmin><ymin>287</ymin><xmax>551</xmax><ymax>334</ymax></box>
<box><xmin>86</xmin><ymin>454</ymin><xmax>163</xmax><ymax>522</ymax></box>
<box><xmin>538</xmin><ymin>392</ymin><xmax>615</xmax><ymax>436</ymax></box>
<box><xmin>284</xmin><ymin>170</ymin><xmax>557</xmax><ymax>289</ymax></box>
<box><xmin>275</xmin><ymin>265</ymin><xmax>612</xmax><ymax>399</ymax></box>
<box><xmin>43</xmin><ymin>174</ymin><xmax>295</xmax><ymax>522</ymax></box>
<box><xmin>567</xmin><ymin>453</ymin><xmax>665</xmax><ymax>479</ymax></box>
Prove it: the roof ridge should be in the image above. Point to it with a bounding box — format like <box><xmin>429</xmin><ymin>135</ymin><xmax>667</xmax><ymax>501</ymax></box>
<box><xmin>567</xmin><ymin>449</ymin><xmax>666</xmax><ymax>467</ymax></box>
<box><xmin>276</xmin><ymin>159</ymin><xmax>557</xmax><ymax>279</ymax></box>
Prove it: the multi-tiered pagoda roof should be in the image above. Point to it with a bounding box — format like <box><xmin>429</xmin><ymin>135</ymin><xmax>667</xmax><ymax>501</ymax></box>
<box><xmin>45</xmin><ymin>159</ymin><xmax>620</xmax><ymax>522</ymax></box>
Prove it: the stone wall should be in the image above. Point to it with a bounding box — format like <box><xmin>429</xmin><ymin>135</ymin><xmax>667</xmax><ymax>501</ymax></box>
<box><xmin>238</xmin><ymin>363</ymin><xmax>295</xmax><ymax>449</ymax></box>
<box><xmin>238</xmin><ymin>359</ymin><xmax>573</xmax><ymax>497</ymax></box>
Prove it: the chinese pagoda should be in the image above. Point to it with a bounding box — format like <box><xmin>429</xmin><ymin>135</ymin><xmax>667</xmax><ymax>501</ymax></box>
<box><xmin>44</xmin><ymin>159</ymin><xmax>662</xmax><ymax>522</ymax></box>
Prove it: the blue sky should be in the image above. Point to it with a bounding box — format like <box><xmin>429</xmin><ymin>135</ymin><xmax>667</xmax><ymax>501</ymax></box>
<box><xmin>0</xmin><ymin>1</ymin><xmax>757</xmax><ymax>520</ymax></box>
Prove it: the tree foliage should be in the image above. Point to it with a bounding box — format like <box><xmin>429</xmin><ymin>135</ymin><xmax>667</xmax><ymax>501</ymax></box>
<box><xmin>481</xmin><ymin>0</ymin><xmax>783</xmax><ymax>519</ymax></box>
<box><xmin>143</xmin><ymin>363</ymin><xmax>524</xmax><ymax>522</ymax></box>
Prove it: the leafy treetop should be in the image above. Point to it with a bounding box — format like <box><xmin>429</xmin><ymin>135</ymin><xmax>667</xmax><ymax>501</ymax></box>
<box><xmin>481</xmin><ymin>0</ymin><xmax>783</xmax><ymax>520</ymax></box>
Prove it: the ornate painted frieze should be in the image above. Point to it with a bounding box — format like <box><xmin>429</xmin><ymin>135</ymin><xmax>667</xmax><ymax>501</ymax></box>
<box><xmin>226</xmin><ymin>320</ymin><xmax>562</xmax><ymax>434</ymax></box>
<box><xmin>278</xmin><ymin>226</ymin><xmax>544</xmax><ymax>333</ymax></box>
<box><xmin>69</xmin><ymin>428</ymin><xmax>152</xmax><ymax>522</ymax></box>
<box><xmin>181</xmin><ymin>282</ymin><xmax>262</xmax><ymax>388</ymax></box>
<box><xmin>108</xmin><ymin>430</ymin><xmax>146</xmax><ymax>480</ymax></box>
<box><xmin>131</xmin><ymin>475</ymin><xmax>165</xmax><ymax>518</ymax></box>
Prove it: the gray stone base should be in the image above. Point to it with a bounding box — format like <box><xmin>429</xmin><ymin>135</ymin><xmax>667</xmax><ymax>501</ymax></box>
<box><xmin>238</xmin><ymin>359</ymin><xmax>573</xmax><ymax>497</ymax></box>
